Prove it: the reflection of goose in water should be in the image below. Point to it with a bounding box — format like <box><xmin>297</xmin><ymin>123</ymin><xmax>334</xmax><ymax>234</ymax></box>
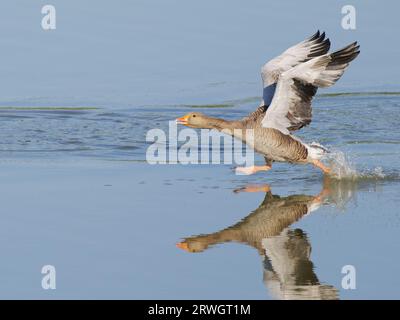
<box><xmin>177</xmin><ymin>178</ymin><xmax>361</xmax><ymax>300</ymax></box>
<box><xmin>261</xmin><ymin>228</ymin><xmax>336</xmax><ymax>300</ymax></box>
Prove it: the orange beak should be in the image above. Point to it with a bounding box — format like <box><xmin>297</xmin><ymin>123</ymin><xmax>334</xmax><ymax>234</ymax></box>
<box><xmin>176</xmin><ymin>115</ymin><xmax>189</xmax><ymax>125</ymax></box>
<box><xmin>176</xmin><ymin>242</ymin><xmax>189</xmax><ymax>251</ymax></box>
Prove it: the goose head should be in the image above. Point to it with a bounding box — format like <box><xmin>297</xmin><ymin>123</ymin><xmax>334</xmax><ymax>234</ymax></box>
<box><xmin>176</xmin><ymin>112</ymin><xmax>214</xmax><ymax>129</ymax></box>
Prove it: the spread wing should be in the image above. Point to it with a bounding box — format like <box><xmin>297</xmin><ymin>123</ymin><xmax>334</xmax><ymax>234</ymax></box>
<box><xmin>261</xmin><ymin>42</ymin><xmax>360</xmax><ymax>134</ymax></box>
<box><xmin>261</xmin><ymin>31</ymin><xmax>331</xmax><ymax>106</ymax></box>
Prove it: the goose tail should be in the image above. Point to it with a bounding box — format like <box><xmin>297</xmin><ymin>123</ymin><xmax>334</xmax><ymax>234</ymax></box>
<box><xmin>306</xmin><ymin>142</ymin><xmax>329</xmax><ymax>160</ymax></box>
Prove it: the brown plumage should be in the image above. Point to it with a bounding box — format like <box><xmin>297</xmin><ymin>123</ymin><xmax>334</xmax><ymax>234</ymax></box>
<box><xmin>176</xmin><ymin>110</ymin><xmax>310</xmax><ymax>166</ymax></box>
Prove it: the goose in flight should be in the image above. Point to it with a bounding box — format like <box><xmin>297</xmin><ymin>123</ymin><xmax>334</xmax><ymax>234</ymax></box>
<box><xmin>176</xmin><ymin>31</ymin><xmax>360</xmax><ymax>175</ymax></box>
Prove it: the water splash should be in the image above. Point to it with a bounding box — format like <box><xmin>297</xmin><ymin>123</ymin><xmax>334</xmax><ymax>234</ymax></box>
<box><xmin>325</xmin><ymin>149</ymin><xmax>357</xmax><ymax>180</ymax></box>
<box><xmin>324</xmin><ymin>149</ymin><xmax>395</xmax><ymax>181</ymax></box>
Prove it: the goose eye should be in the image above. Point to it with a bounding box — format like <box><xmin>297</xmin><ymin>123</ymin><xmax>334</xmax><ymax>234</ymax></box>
<box><xmin>192</xmin><ymin>115</ymin><xmax>196</xmax><ymax>118</ymax></box>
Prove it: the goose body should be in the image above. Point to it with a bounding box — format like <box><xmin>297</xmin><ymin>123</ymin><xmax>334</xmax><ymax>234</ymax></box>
<box><xmin>177</xmin><ymin>31</ymin><xmax>360</xmax><ymax>175</ymax></box>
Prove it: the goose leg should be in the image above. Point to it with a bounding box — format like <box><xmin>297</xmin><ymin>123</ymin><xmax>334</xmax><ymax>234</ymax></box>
<box><xmin>312</xmin><ymin>160</ymin><xmax>331</xmax><ymax>174</ymax></box>
<box><xmin>235</xmin><ymin>165</ymin><xmax>272</xmax><ymax>175</ymax></box>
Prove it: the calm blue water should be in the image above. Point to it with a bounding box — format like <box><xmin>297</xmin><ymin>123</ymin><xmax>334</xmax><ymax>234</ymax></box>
<box><xmin>0</xmin><ymin>1</ymin><xmax>399</xmax><ymax>299</ymax></box>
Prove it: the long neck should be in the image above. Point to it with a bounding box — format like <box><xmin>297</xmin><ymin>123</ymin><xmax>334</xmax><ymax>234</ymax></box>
<box><xmin>199</xmin><ymin>116</ymin><xmax>253</xmax><ymax>144</ymax></box>
<box><xmin>204</xmin><ymin>117</ymin><xmax>245</xmax><ymax>136</ymax></box>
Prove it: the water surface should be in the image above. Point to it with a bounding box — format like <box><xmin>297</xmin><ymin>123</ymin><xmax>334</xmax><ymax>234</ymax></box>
<box><xmin>0</xmin><ymin>93</ymin><xmax>399</xmax><ymax>299</ymax></box>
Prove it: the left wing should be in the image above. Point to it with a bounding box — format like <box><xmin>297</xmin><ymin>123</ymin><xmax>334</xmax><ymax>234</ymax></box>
<box><xmin>261</xmin><ymin>31</ymin><xmax>330</xmax><ymax>106</ymax></box>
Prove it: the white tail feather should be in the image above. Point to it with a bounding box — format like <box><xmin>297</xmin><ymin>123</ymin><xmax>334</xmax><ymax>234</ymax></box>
<box><xmin>306</xmin><ymin>142</ymin><xmax>328</xmax><ymax>160</ymax></box>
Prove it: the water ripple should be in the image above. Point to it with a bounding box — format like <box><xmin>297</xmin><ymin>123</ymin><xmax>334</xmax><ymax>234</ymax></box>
<box><xmin>0</xmin><ymin>94</ymin><xmax>399</xmax><ymax>173</ymax></box>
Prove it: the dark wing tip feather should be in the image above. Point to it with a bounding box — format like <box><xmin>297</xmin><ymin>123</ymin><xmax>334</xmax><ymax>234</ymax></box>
<box><xmin>304</xmin><ymin>30</ymin><xmax>331</xmax><ymax>60</ymax></box>
<box><xmin>309</xmin><ymin>30</ymin><xmax>320</xmax><ymax>41</ymax></box>
<box><xmin>308</xmin><ymin>37</ymin><xmax>331</xmax><ymax>58</ymax></box>
<box><xmin>329</xmin><ymin>42</ymin><xmax>360</xmax><ymax>66</ymax></box>
<box><xmin>308</xmin><ymin>38</ymin><xmax>331</xmax><ymax>58</ymax></box>
<box><xmin>325</xmin><ymin>42</ymin><xmax>360</xmax><ymax>73</ymax></box>
<box><xmin>325</xmin><ymin>38</ymin><xmax>332</xmax><ymax>51</ymax></box>
<box><xmin>333</xmin><ymin>42</ymin><xmax>360</xmax><ymax>55</ymax></box>
<box><xmin>312</xmin><ymin>31</ymin><xmax>325</xmax><ymax>44</ymax></box>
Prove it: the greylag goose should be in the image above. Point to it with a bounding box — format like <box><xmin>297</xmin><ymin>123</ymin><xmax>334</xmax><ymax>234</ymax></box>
<box><xmin>176</xmin><ymin>31</ymin><xmax>360</xmax><ymax>175</ymax></box>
